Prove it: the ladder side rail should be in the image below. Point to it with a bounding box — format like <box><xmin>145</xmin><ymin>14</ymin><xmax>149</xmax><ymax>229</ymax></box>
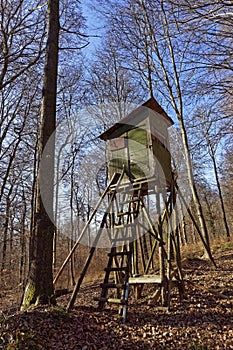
<box><xmin>53</xmin><ymin>172</ymin><xmax>121</xmax><ymax>286</ymax></box>
<box><xmin>66</xmin><ymin>170</ymin><xmax>126</xmax><ymax>311</ymax></box>
<box><xmin>66</xmin><ymin>211</ymin><xmax>109</xmax><ymax>312</ymax></box>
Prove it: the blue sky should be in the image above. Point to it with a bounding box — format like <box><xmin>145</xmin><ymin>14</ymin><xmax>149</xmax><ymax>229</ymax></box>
<box><xmin>81</xmin><ymin>1</ymin><xmax>104</xmax><ymax>53</ymax></box>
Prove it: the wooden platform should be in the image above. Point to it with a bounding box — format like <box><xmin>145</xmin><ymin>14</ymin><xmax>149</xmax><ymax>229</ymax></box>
<box><xmin>129</xmin><ymin>274</ymin><xmax>177</xmax><ymax>284</ymax></box>
<box><xmin>108</xmin><ymin>176</ymin><xmax>170</xmax><ymax>196</ymax></box>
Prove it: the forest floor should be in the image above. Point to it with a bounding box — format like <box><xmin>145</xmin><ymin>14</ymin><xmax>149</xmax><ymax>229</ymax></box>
<box><xmin>1</xmin><ymin>248</ymin><xmax>233</xmax><ymax>349</ymax></box>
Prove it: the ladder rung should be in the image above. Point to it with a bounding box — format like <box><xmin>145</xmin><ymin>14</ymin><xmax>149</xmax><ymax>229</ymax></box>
<box><xmin>100</xmin><ymin>283</ymin><xmax>125</xmax><ymax>289</ymax></box>
<box><xmin>113</xmin><ymin>224</ymin><xmax>124</xmax><ymax>229</ymax></box>
<box><xmin>113</xmin><ymin>224</ymin><xmax>134</xmax><ymax>229</ymax></box>
<box><xmin>108</xmin><ymin>298</ymin><xmax>127</xmax><ymax>305</ymax></box>
<box><xmin>117</xmin><ymin>211</ymin><xmax>137</xmax><ymax>217</ymax></box>
<box><xmin>108</xmin><ymin>251</ymin><xmax>131</xmax><ymax>257</ymax></box>
<box><xmin>104</xmin><ymin>266</ymin><xmax>128</xmax><ymax>272</ymax></box>
<box><xmin>113</xmin><ymin>222</ymin><xmax>135</xmax><ymax>229</ymax></box>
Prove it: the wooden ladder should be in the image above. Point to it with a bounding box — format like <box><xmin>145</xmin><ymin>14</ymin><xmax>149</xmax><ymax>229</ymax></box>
<box><xmin>94</xmin><ymin>186</ymin><xmax>142</xmax><ymax>323</ymax></box>
<box><xmin>94</xmin><ymin>245</ymin><xmax>133</xmax><ymax>323</ymax></box>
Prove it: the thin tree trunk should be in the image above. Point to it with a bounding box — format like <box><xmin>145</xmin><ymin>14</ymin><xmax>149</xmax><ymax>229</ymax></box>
<box><xmin>209</xmin><ymin>145</ymin><xmax>230</xmax><ymax>238</ymax></box>
<box><xmin>19</xmin><ymin>189</ymin><xmax>27</xmax><ymax>285</ymax></box>
<box><xmin>203</xmin><ymin>192</ymin><xmax>216</xmax><ymax>238</ymax></box>
<box><xmin>180</xmin><ymin>123</ymin><xmax>212</xmax><ymax>255</ymax></box>
<box><xmin>70</xmin><ymin>150</ymin><xmax>76</xmax><ymax>287</ymax></box>
<box><xmin>1</xmin><ymin>196</ymin><xmax>10</xmax><ymax>271</ymax></box>
<box><xmin>139</xmin><ymin>0</ymin><xmax>215</xmax><ymax>263</ymax></box>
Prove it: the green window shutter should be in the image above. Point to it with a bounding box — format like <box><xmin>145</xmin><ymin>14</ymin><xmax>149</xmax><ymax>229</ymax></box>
<box><xmin>128</xmin><ymin>128</ymin><xmax>149</xmax><ymax>178</ymax></box>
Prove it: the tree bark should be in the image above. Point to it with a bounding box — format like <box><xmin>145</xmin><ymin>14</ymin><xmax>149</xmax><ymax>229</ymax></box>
<box><xmin>209</xmin><ymin>144</ymin><xmax>230</xmax><ymax>238</ymax></box>
<box><xmin>21</xmin><ymin>0</ymin><xmax>59</xmax><ymax>309</ymax></box>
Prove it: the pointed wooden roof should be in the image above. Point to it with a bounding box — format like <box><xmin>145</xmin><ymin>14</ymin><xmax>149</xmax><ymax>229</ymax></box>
<box><xmin>99</xmin><ymin>96</ymin><xmax>173</xmax><ymax>141</ymax></box>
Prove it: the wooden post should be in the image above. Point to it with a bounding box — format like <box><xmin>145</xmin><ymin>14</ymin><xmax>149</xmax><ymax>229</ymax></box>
<box><xmin>166</xmin><ymin>231</ymin><xmax>172</xmax><ymax>309</ymax></box>
<box><xmin>156</xmin><ymin>192</ymin><xmax>168</xmax><ymax>306</ymax></box>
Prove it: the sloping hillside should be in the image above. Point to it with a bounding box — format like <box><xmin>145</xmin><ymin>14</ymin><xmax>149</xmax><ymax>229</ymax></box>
<box><xmin>1</xmin><ymin>249</ymin><xmax>233</xmax><ymax>349</ymax></box>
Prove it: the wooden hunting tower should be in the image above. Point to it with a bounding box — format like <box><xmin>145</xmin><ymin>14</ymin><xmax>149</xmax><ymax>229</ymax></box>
<box><xmin>54</xmin><ymin>97</ymin><xmax>185</xmax><ymax>324</ymax></box>
<box><xmin>99</xmin><ymin>97</ymin><xmax>174</xmax><ymax>189</ymax></box>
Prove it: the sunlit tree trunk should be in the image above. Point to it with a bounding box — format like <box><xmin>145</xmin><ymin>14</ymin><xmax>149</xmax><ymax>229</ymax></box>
<box><xmin>19</xmin><ymin>188</ymin><xmax>27</xmax><ymax>285</ymax></box>
<box><xmin>211</xmin><ymin>148</ymin><xmax>230</xmax><ymax>238</ymax></box>
<box><xmin>142</xmin><ymin>0</ymin><xmax>214</xmax><ymax>263</ymax></box>
<box><xmin>21</xmin><ymin>0</ymin><xmax>59</xmax><ymax>309</ymax></box>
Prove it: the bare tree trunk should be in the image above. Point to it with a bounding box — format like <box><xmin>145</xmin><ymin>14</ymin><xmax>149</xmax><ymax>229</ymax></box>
<box><xmin>70</xmin><ymin>149</ymin><xmax>77</xmax><ymax>287</ymax></box>
<box><xmin>1</xmin><ymin>196</ymin><xmax>10</xmax><ymax>271</ymax></box>
<box><xmin>203</xmin><ymin>192</ymin><xmax>216</xmax><ymax>238</ymax></box>
<box><xmin>179</xmin><ymin>122</ymin><xmax>212</xmax><ymax>257</ymax></box>
<box><xmin>209</xmin><ymin>145</ymin><xmax>230</xmax><ymax>238</ymax></box>
<box><xmin>29</xmin><ymin>136</ymin><xmax>39</xmax><ymax>265</ymax></box>
<box><xmin>19</xmin><ymin>189</ymin><xmax>27</xmax><ymax>285</ymax></box>
<box><xmin>21</xmin><ymin>0</ymin><xmax>59</xmax><ymax>309</ymax></box>
<box><xmin>136</xmin><ymin>0</ymin><xmax>214</xmax><ymax>262</ymax></box>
